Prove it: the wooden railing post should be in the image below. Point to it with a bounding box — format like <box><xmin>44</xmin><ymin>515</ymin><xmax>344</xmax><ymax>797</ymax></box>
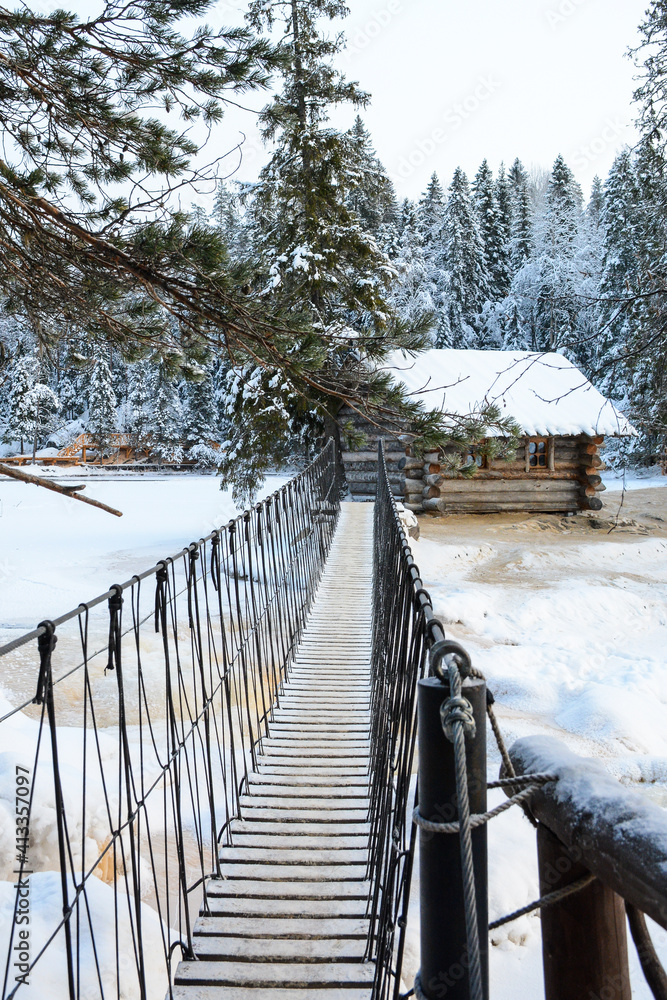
<box><xmin>538</xmin><ymin>823</ymin><xmax>631</xmax><ymax>1000</ymax></box>
<box><xmin>417</xmin><ymin>674</ymin><xmax>489</xmax><ymax>1000</ymax></box>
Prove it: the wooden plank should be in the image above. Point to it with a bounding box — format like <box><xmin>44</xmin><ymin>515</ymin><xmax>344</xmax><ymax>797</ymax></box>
<box><xmin>229</xmin><ymin>821</ymin><xmax>370</xmax><ymax>836</ymax></box>
<box><xmin>171</xmin><ymin>988</ymin><xmax>372</xmax><ymax>1000</ymax></box>
<box><xmin>192</xmin><ymin>937</ymin><xmax>367</xmax><ymax>961</ymax></box>
<box><xmin>174</xmin><ymin>961</ymin><xmax>375</xmax><ymax>987</ymax></box>
<box><xmin>205</xmin><ymin>896</ymin><xmax>369</xmax><ymax>917</ymax></box>
<box><xmin>193</xmin><ymin>916</ymin><xmax>369</xmax><ymax>938</ymax></box>
<box><xmin>216</xmin><ymin>863</ymin><xmax>368</xmax><ymax>881</ymax></box>
<box><xmin>206</xmin><ymin>880</ymin><xmax>370</xmax><ymax>899</ymax></box>
<box><xmin>174</xmin><ymin>503</ymin><xmax>375</xmax><ymax>996</ymax></box>
<box><xmin>228</xmin><ymin>834</ymin><xmax>368</xmax><ymax>850</ymax></box>
<box><xmin>218</xmin><ymin>848</ymin><xmax>368</xmax><ymax>865</ymax></box>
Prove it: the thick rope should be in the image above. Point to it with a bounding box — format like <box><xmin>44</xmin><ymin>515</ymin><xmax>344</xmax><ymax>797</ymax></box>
<box><xmin>413</xmin><ymin>773</ymin><xmax>557</xmax><ymax>834</ymax></box>
<box><xmin>489</xmin><ymin>873</ymin><xmax>596</xmax><ymax>930</ymax></box>
<box><xmin>445</xmin><ymin>654</ymin><xmax>485</xmax><ymax>1000</ymax></box>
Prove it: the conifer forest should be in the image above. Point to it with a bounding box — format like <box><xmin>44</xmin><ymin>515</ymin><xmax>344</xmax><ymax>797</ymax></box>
<box><xmin>0</xmin><ymin>0</ymin><xmax>665</xmax><ymax>496</ymax></box>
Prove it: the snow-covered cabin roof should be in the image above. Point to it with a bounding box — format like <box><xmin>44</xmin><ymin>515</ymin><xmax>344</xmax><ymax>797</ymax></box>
<box><xmin>385</xmin><ymin>349</ymin><xmax>635</xmax><ymax>438</ymax></box>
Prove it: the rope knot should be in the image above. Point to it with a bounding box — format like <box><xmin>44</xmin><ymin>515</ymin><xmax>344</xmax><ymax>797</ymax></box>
<box><xmin>34</xmin><ymin>620</ymin><xmax>57</xmax><ymax>705</ymax></box>
<box><xmin>440</xmin><ymin>695</ymin><xmax>476</xmax><ymax>742</ymax></box>
<box><xmin>106</xmin><ymin>585</ymin><xmax>123</xmax><ymax>673</ymax></box>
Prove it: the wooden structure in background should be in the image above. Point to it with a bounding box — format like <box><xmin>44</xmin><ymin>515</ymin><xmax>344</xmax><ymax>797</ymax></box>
<box><xmin>406</xmin><ymin>433</ymin><xmax>607</xmax><ymax>514</ymax></box>
<box><xmin>2</xmin><ymin>433</ymin><xmax>220</xmax><ymax>468</ymax></box>
<box><xmin>340</xmin><ymin>350</ymin><xmax>635</xmax><ymax>516</ymax></box>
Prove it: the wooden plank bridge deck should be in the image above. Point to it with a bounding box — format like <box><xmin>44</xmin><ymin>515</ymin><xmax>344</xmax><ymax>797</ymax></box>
<box><xmin>174</xmin><ymin>502</ymin><xmax>375</xmax><ymax>1000</ymax></box>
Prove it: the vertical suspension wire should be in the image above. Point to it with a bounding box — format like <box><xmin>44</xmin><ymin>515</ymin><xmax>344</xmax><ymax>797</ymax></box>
<box><xmin>0</xmin><ymin>440</ymin><xmax>340</xmax><ymax>1000</ymax></box>
<box><xmin>367</xmin><ymin>441</ymin><xmax>437</xmax><ymax>1000</ymax></box>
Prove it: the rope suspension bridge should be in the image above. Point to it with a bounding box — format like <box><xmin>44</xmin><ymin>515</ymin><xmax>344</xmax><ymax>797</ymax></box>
<box><xmin>1</xmin><ymin>439</ymin><xmax>666</xmax><ymax>1000</ymax></box>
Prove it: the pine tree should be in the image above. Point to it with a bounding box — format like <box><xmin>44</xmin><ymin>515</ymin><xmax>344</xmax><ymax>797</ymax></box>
<box><xmin>246</xmin><ymin>0</ymin><xmax>395</xmax><ymax>332</ymax></box>
<box><xmin>441</xmin><ymin>167</ymin><xmax>491</xmax><ymax>347</ymax></box>
<box><xmin>0</xmin><ymin>1</ymin><xmax>287</xmax><ymax>376</ymax></box>
<box><xmin>87</xmin><ymin>357</ymin><xmax>117</xmax><ymax>458</ymax></box>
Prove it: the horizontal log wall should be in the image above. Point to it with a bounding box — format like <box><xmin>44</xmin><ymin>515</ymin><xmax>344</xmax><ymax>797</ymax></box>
<box><xmin>339</xmin><ymin>411</ymin><xmax>608</xmax><ymax>514</ymax></box>
<box><xmin>338</xmin><ymin>405</ymin><xmax>407</xmax><ymax>502</ymax></box>
<box><xmin>422</xmin><ymin>435</ymin><xmax>607</xmax><ymax>514</ymax></box>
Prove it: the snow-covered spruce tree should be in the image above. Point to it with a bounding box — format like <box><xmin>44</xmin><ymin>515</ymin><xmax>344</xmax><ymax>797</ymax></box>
<box><xmin>346</xmin><ymin>116</ymin><xmax>398</xmax><ymax>234</ymax></box>
<box><xmin>473</xmin><ymin>160</ymin><xmax>510</xmax><ymax>300</ymax></box>
<box><xmin>494</xmin><ymin>163</ymin><xmax>513</xmax><ymax>291</ymax></box>
<box><xmin>87</xmin><ymin>357</ymin><xmax>117</xmax><ymax>458</ymax></box>
<box><xmin>127</xmin><ymin>361</ymin><xmax>156</xmax><ymax>446</ymax></box>
<box><xmin>440</xmin><ymin>167</ymin><xmax>491</xmax><ymax>347</ymax></box>
<box><xmin>152</xmin><ymin>373</ymin><xmax>184</xmax><ymax>466</ymax></box>
<box><xmin>26</xmin><ymin>380</ymin><xmax>60</xmax><ymax>462</ymax></box>
<box><xmin>418</xmin><ymin>172</ymin><xmax>446</xmax><ymax>240</ymax></box>
<box><xmin>525</xmin><ymin>155</ymin><xmax>584</xmax><ymax>352</ymax></box>
<box><xmin>622</xmin><ymin>139</ymin><xmax>667</xmax><ymax>461</ymax></box>
<box><xmin>183</xmin><ymin>370</ymin><xmax>220</xmax><ymax>468</ymax></box>
<box><xmin>4</xmin><ymin>354</ymin><xmax>38</xmax><ymax>452</ymax></box>
<box><xmin>386</xmin><ymin>202</ymin><xmax>438</xmax><ymax>345</ymax></box>
<box><xmin>508</xmin><ymin>158</ymin><xmax>533</xmax><ymax>273</ymax></box>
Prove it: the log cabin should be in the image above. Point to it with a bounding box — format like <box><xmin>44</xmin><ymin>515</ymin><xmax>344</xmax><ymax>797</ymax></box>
<box><xmin>340</xmin><ymin>349</ymin><xmax>635</xmax><ymax>515</ymax></box>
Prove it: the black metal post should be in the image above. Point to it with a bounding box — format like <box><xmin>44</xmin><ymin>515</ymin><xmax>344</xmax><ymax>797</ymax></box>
<box><xmin>418</xmin><ymin>675</ymin><xmax>489</xmax><ymax>1000</ymax></box>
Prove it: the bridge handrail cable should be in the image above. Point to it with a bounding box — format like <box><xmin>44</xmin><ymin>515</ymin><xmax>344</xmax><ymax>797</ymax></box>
<box><xmin>0</xmin><ymin>438</ymin><xmax>342</xmax><ymax>1000</ymax></box>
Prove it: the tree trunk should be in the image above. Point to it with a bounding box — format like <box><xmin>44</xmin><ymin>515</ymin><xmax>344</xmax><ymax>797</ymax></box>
<box><xmin>32</xmin><ymin>403</ymin><xmax>39</xmax><ymax>464</ymax></box>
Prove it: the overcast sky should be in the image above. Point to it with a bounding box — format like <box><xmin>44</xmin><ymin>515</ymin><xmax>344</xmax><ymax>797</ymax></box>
<box><xmin>215</xmin><ymin>0</ymin><xmax>649</xmax><ymax>204</ymax></box>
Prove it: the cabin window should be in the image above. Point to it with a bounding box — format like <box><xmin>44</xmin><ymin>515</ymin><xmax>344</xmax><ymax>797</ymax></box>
<box><xmin>464</xmin><ymin>449</ymin><xmax>487</xmax><ymax>470</ymax></box>
<box><xmin>529</xmin><ymin>439</ymin><xmax>547</xmax><ymax>468</ymax></box>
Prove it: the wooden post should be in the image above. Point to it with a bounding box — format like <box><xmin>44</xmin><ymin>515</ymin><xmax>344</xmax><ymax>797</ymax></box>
<box><xmin>538</xmin><ymin>823</ymin><xmax>631</xmax><ymax>1000</ymax></box>
<box><xmin>418</xmin><ymin>675</ymin><xmax>488</xmax><ymax>1000</ymax></box>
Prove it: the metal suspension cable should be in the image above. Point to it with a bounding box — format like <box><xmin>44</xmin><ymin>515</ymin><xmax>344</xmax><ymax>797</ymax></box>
<box><xmin>0</xmin><ymin>440</ymin><xmax>341</xmax><ymax>1000</ymax></box>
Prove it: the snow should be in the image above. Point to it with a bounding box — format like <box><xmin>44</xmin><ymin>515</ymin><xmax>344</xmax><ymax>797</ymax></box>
<box><xmin>385</xmin><ymin>348</ymin><xmax>636</xmax><ymax>438</ymax></box>
<box><xmin>0</xmin><ymin>472</ymin><xmax>293</xmax><ymax>998</ymax></box>
<box><xmin>0</xmin><ymin>471</ymin><xmax>287</xmax><ymax>634</ymax></box>
<box><xmin>603</xmin><ymin>464</ymin><xmax>667</xmax><ymax>491</ymax></box>
<box><xmin>405</xmin><ymin>510</ymin><xmax>667</xmax><ymax>998</ymax></box>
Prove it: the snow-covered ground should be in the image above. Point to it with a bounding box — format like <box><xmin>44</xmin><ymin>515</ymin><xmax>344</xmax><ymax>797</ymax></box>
<box><xmin>2</xmin><ymin>472</ymin><xmax>667</xmax><ymax>997</ymax></box>
<box><xmin>403</xmin><ymin>481</ymin><xmax>667</xmax><ymax>998</ymax></box>
<box><xmin>0</xmin><ymin>470</ymin><xmax>289</xmax><ymax>998</ymax></box>
<box><xmin>0</xmin><ymin>470</ymin><xmax>287</xmax><ymax>633</ymax></box>
<box><xmin>603</xmin><ymin>463</ymin><xmax>667</xmax><ymax>491</ymax></box>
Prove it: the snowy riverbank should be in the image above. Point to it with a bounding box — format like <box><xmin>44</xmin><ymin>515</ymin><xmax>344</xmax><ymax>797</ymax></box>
<box><xmin>0</xmin><ymin>472</ymin><xmax>287</xmax><ymax>633</ymax></box>
<box><xmin>403</xmin><ymin>483</ymin><xmax>667</xmax><ymax>998</ymax></box>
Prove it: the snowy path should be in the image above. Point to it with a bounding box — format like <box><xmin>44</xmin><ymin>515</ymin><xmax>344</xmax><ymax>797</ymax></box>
<box><xmin>173</xmin><ymin>502</ymin><xmax>374</xmax><ymax>999</ymax></box>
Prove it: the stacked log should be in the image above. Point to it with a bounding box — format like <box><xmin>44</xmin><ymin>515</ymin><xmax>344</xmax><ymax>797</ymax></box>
<box><xmin>398</xmin><ymin>454</ymin><xmax>427</xmax><ymax>512</ymax></box>
<box><xmin>579</xmin><ymin>435</ymin><xmax>606</xmax><ymax>511</ymax></box>
<box><xmin>338</xmin><ymin>404</ymin><xmax>406</xmax><ymax>501</ymax></box>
